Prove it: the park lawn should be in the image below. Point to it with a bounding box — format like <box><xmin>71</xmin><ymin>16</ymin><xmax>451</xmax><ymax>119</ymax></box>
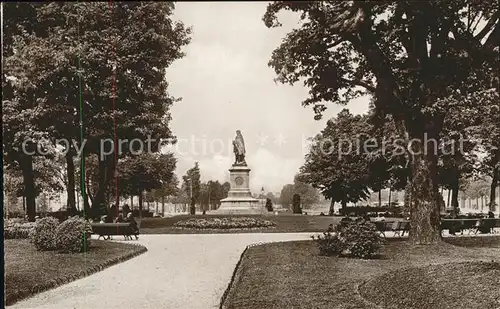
<box><xmin>4</xmin><ymin>239</ymin><xmax>147</xmax><ymax>306</ymax></box>
<box><xmin>140</xmin><ymin>214</ymin><xmax>342</xmax><ymax>234</ymax></box>
<box><xmin>222</xmin><ymin>237</ymin><xmax>500</xmax><ymax>309</ymax></box>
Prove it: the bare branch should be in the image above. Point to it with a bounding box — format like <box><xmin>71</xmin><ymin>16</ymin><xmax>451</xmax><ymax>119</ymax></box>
<box><xmin>471</xmin><ymin>11</ymin><xmax>484</xmax><ymax>34</ymax></box>
<box><xmin>475</xmin><ymin>10</ymin><xmax>500</xmax><ymax>42</ymax></box>
<box><xmin>341</xmin><ymin>78</ymin><xmax>376</xmax><ymax>93</ymax></box>
<box><xmin>325</xmin><ymin>38</ymin><xmax>344</xmax><ymax>50</ymax></box>
<box><xmin>484</xmin><ymin>22</ymin><xmax>500</xmax><ymax>49</ymax></box>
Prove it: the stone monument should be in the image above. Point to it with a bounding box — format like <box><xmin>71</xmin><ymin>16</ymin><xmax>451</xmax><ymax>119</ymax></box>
<box><xmin>214</xmin><ymin>130</ymin><xmax>264</xmax><ymax>214</ymax></box>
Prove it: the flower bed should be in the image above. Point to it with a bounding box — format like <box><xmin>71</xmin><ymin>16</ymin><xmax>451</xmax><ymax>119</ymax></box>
<box><xmin>174</xmin><ymin>217</ymin><xmax>276</xmax><ymax>229</ymax></box>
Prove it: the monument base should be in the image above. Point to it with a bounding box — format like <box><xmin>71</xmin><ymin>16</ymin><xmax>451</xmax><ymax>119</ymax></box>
<box><xmin>210</xmin><ymin>163</ymin><xmax>266</xmax><ymax>214</ymax></box>
<box><xmin>212</xmin><ymin>198</ymin><xmax>265</xmax><ymax>215</ymax></box>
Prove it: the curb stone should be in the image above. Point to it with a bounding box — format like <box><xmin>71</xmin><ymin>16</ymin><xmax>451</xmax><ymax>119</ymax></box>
<box><xmin>5</xmin><ymin>243</ymin><xmax>147</xmax><ymax>306</ymax></box>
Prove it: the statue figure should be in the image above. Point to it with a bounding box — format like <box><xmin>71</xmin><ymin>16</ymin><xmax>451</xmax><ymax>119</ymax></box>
<box><xmin>232</xmin><ymin>130</ymin><xmax>246</xmax><ymax>165</ymax></box>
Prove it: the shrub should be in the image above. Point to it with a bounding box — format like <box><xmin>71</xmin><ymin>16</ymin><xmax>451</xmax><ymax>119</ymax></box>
<box><xmin>30</xmin><ymin>217</ymin><xmax>59</xmax><ymax>251</ymax></box>
<box><xmin>4</xmin><ymin>220</ymin><xmax>36</xmax><ymax>239</ymax></box>
<box><xmin>55</xmin><ymin>216</ymin><xmax>93</xmax><ymax>253</ymax></box>
<box><xmin>312</xmin><ymin>220</ymin><xmax>385</xmax><ymax>259</ymax></box>
<box><xmin>311</xmin><ymin>230</ymin><xmax>342</xmax><ymax>256</ymax></box>
<box><xmin>265</xmin><ymin>198</ymin><xmax>274</xmax><ymax>212</ymax></box>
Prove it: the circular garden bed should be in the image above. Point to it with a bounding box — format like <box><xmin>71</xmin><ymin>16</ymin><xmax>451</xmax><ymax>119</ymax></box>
<box><xmin>173</xmin><ymin>217</ymin><xmax>276</xmax><ymax>230</ymax></box>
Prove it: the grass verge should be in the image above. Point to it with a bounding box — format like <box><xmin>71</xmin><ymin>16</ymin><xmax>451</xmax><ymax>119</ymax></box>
<box><xmin>221</xmin><ymin>236</ymin><xmax>500</xmax><ymax>309</ymax></box>
<box><xmin>4</xmin><ymin>239</ymin><xmax>147</xmax><ymax>306</ymax></box>
<box><xmin>140</xmin><ymin>214</ymin><xmax>342</xmax><ymax>234</ymax></box>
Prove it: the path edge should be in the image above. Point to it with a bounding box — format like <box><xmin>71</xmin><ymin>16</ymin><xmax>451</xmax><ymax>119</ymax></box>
<box><xmin>219</xmin><ymin>245</ymin><xmax>250</xmax><ymax>309</ymax></box>
<box><xmin>5</xmin><ymin>243</ymin><xmax>148</xmax><ymax>306</ymax></box>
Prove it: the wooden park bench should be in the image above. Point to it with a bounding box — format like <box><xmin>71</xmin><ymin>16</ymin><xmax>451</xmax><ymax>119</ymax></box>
<box><xmin>340</xmin><ymin>220</ymin><xmax>409</xmax><ymax>237</ymax></box>
<box><xmin>374</xmin><ymin>221</ymin><xmax>393</xmax><ymax>237</ymax></box>
<box><xmin>440</xmin><ymin>218</ymin><xmax>500</xmax><ymax>235</ymax></box>
<box><xmin>91</xmin><ymin>221</ymin><xmax>140</xmax><ymax>240</ymax></box>
<box><xmin>474</xmin><ymin>218</ymin><xmax>500</xmax><ymax>234</ymax></box>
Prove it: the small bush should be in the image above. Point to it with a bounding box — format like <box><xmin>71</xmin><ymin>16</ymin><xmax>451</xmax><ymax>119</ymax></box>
<box><xmin>4</xmin><ymin>220</ymin><xmax>36</xmax><ymax>239</ymax></box>
<box><xmin>312</xmin><ymin>220</ymin><xmax>385</xmax><ymax>259</ymax></box>
<box><xmin>265</xmin><ymin>198</ymin><xmax>274</xmax><ymax>212</ymax></box>
<box><xmin>311</xmin><ymin>230</ymin><xmax>342</xmax><ymax>256</ymax></box>
<box><xmin>30</xmin><ymin>217</ymin><xmax>59</xmax><ymax>251</ymax></box>
<box><xmin>55</xmin><ymin>216</ymin><xmax>93</xmax><ymax>253</ymax></box>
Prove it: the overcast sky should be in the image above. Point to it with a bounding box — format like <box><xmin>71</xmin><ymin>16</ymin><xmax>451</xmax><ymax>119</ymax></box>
<box><xmin>166</xmin><ymin>2</ymin><xmax>369</xmax><ymax>193</ymax></box>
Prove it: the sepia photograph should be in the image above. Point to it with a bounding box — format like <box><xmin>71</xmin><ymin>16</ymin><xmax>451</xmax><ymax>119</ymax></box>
<box><xmin>2</xmin><ymin>1</ymin><xmax>500</xmax><ymax>309</ymax></box>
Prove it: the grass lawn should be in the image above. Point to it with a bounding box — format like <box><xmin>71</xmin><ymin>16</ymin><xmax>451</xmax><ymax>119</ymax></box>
<box><xmin>222</xmin><ymin>236</ymin><xmax>500</xmax><ymax>309</ymax></box>
<box><xmin>4</xmin><ymin>239</ymin><xmax>147</xmax><ymax>306</ymax></box>
<box><xmin>140</xmin><ymin>214</ymin><xmax>343</xmax><ymax>234</ymax></box>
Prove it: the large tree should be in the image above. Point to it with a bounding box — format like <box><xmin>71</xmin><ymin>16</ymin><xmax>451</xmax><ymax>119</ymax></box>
<box><xmin>264</xmin><ymin>1</ymin><xmax>499</xmax><ymax>244</ymax></box>
<box><xmin>299</xmin><ymin>109</ymin><xmax>371</xmax><ymax>210</ymax></box>
<box><xmin>3</xmin><ymin>2</ymin><xmax>191</xmax><ymax>218</ymax></box>
<box><xmin>182</xmin><ymin>162</ymin><xmax>202</xmax><ymax>209</ymax></box>
<box><xmin>117</xmin><ymin>153</ymin><xmax>177</xmax><ymax>217</ymax></box>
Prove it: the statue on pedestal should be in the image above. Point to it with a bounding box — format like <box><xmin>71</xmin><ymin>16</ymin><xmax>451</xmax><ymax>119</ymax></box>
<box><xmin>232</xmin><ymin>130</ymin><xmax>246</xmax><ymax>166</ymax></box>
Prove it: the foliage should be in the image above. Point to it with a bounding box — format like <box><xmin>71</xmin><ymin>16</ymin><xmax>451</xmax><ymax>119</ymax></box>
<box><xmin>279</xmin><ymin>179</ymin><xmax>320</xmax><ymax>209</ymax></box>
<box><xmin>312</xmin><ymin>220</ymin><xmax>385</xmax><ymax>258</ymax></box>
<box><xmin>3</xmin><ymin>2</ymin><xmax>191</xmax><ymax>217</ymax></box>
<box><xmin>299</xmin><ymin>109</ymin><xmax>371</xmax><ymax>208</ymax></box>
<box><xmin>279</xmin><ymin>184</ymin><xmax>294</xmax><ymax>208</ymax></box>
<box><xmin>265</xmin><ymin>198</ymin><xmax>274</xmax><ymax>212</ymax></box>
<box><xmin>311</xmin><ymin>230</ymin><xmax>343</xmax><ymax>257</ymax></box>
<box><xmin>118</xmin><ymin>153</ymin><xmax>177</xmax><ymax>197</ymax></box>
<box><xmin>55</xmin><ymin>216</ymin><xmax>93</xmax><ymax>253</ymax></box>
<box><xmin>292</xmin><ymin>194</ymin><xmax>302</xmax><ymax>214</ymax></box>
<box><xmin>4</xmin><ymin>220</ymin><xmax>36</xmax><ymax>239</ymax></box>
<box><xmin>30</xmin><ymin>217</ymin><xmax>59</xmax><ymax>251</ymax></box>
<box><xmin>263</xmin><ymin>1</ymin><xmax>499</xmax><ymax>243</ymax></box>
<box><xmin>173</xmin><ymin>217</ymin><xmax>276</xmax><ymax>229</ymax></box>
<box><xmin>182</xmin><ymin>162</ymin><xmax>201</xmax><ymax>202</ymax></box>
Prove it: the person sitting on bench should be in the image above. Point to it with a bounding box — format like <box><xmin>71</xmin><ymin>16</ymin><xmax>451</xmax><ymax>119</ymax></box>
<box><xmin>125</xmin><ymin>213</ymin><xmax>139</xmax><ymax>234</ymax></box>
<box><xmin>114</xmin><ymin>213</ymin><xmax>125</xmax><ymax>223</ymax></box>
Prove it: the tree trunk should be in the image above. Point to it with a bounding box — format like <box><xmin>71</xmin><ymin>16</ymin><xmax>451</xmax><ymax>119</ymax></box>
<box><xmin>341</xmin><ymin>200</ymin><xmax>347</xmax><ymax>209</ymax></box>
<box><xmin>388</xmin><ymin>187</ymin><xmax>392</xmax><ymax>207</ymax></box>
<box><xmin>489</xmin><ymin>163</ymin><xmax>499</xmax><ymax>212</ymax></box>
<box><xmin>404</xmin><ymin>180</ymin><xmax>412</xmax><ymax>214</ymax></box>
<box><xmin>23</xmin><ymin>196</ymin><xmax>26</xmax><ymax>214</ymax></box>
<box><xmin>162</xmin><ymin>196</ymin><xmax>165</xmax><ymax>215</ymax></box>
<box><xmin>91</xmin><ymin>158</ymin><xmax>107</xmax><ymax>216</ymax></box>
<box><xmin>76</xmin><ymin>188</ymin><xmax>80</xmax><ymax>211</ymax></box>
<box><xmin>378</xmin><ymin>190</ymin><xmax>382</xmax><ymax>207</ymax></box>
<box><xmin>138</xmin><ymin>191</ymin><xmax>143</xmax><ymax>218</ymax></box>
<box><xmin>92</xmin><ymin>155</ymin><xmax>115</xmax><ymax>217</ymax></box>
<box><xmin>451</xmin><ymin>177</ymin><xmax>459</xmax><ymax>212</ymax></box>
<box><xmin>329</xmin><ymin>200</ymin><xmax>335</xmax><ymax>216</ymax></box>
<box><xmin>66</xmin><ymin>152</ymin><xmax>77</xmax><ymax>214</ymax></box>
<box><xmin>408</xmin><ymin>149</ymin><xmax>442</xmax><ymax>244</ymax></box>
<box><xmin>130</xmin><ymin>196</ymin><xmax>133</xmax><ymax>209</ymax></box>
<box><xmin>20</xmin><ymin>156</ymin><xmax>36</xmax><ymax>222</ymax></box>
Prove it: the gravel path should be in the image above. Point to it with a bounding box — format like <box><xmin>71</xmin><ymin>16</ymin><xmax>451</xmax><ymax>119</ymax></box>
<box><xmin>8</xmin><ymin>233</ymin><xmax>313</xmax><ymax>309</ymax></box>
